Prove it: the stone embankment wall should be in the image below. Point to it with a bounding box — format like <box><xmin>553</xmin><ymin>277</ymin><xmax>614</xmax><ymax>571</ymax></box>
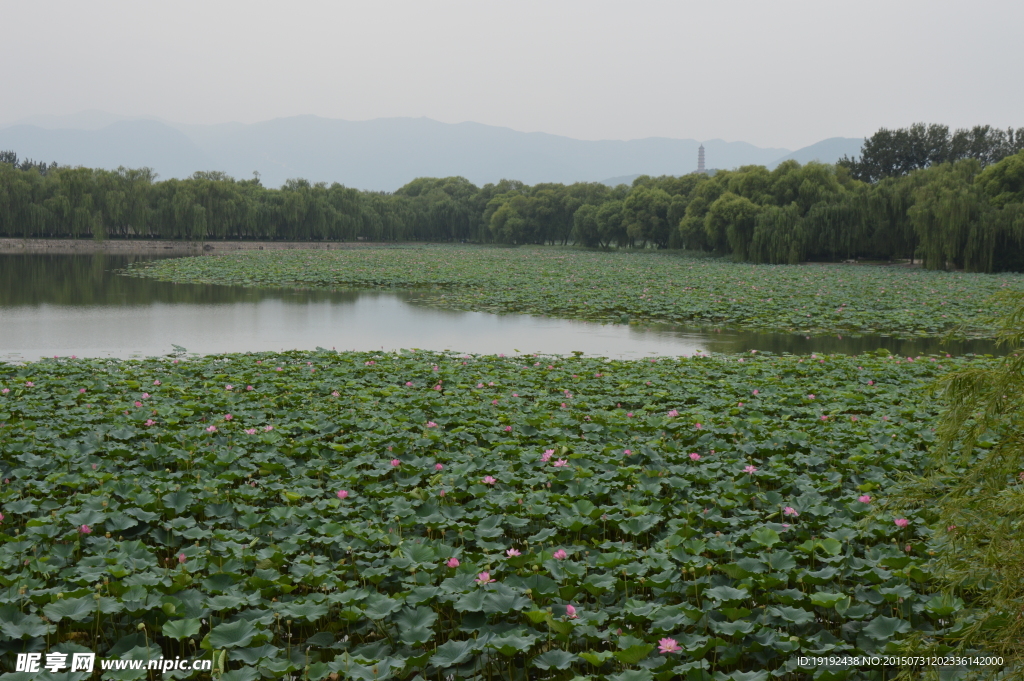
<box><xmin>0</xmin><ymin>239</ymin><xmax>384</xmax><ymax>255</ymax></box>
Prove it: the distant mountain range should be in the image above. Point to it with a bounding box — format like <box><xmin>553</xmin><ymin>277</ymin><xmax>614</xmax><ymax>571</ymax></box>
<box><xmin>0</xmin><ymin>111</ymin><xmax>865</xmax><ymax>191</ymax></box>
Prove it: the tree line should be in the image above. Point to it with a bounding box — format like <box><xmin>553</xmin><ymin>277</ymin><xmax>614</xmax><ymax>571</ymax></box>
<box><xmin>2</xmin><ymin>122</ymin><xmax>1024</xmax><ymax>271</ymax></box>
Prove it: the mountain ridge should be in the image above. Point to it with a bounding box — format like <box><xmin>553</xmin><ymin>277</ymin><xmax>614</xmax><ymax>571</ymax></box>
<box><xmin>0</xmin><ymin>113</ymin><xmax>863</xmax><ymax>191</ymax></box>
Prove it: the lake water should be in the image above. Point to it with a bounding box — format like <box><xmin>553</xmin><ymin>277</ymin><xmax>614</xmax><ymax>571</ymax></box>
<box><xmin>0</xmin><ymin>253</ymin><xmax>1003</xmax><ymax>360</ymax></box>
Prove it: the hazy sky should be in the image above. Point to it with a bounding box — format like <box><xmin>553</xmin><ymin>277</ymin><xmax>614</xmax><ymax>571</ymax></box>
<box><xmin>3</xmin><ymin>0</ymin><xmax>1022</xmax><ymax>149</ymax></box>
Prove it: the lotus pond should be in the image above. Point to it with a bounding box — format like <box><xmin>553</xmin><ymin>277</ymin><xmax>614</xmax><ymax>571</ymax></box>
<box><xmin>126</xmin><ymin>246</ymin><xmax>1024</xmax><ymax>340</ymax></box>
<box><xmin>0</xmin><ymin>349</ymin><xmax>989</xmax><ymax>680</ymax></box>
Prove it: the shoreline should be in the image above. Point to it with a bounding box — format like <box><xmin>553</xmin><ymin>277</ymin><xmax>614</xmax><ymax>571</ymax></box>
<box><xmin>0</xmin><ymin>238</ymin><xmax>388</xmax><ymax>255</ymax></box>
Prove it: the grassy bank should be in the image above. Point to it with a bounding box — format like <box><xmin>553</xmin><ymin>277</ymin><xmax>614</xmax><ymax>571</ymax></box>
<box><xmin>126</xmin><ymin>246</ymin><xmax>1024</xmax><ymax>339</ymax></box>
<box><xmin>0</xmin><ymin>349</ymin><xmax>988</xmax><ymax>679</ymax></box>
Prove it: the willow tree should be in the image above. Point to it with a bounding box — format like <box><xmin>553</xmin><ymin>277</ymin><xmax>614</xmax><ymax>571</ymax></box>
<box><xmin>864</xmin><ymin>175</ymin><xmax>920</xmax><ymax>261</ymax></box>
<box><xmin>908</xmin><ymin>160</ymin><xmax>987</xmax><ymax>270</ymax></box>
<box><xmin>571</xmin><ymin>203</ymin><xmax>601</xmax><ymax>247</ymax></box>
<box><xmin>622</xmin><ymin>186</ymin><xmax>671</xmax><ymax>248</ymax></box>
<box><xmin>803</xmin><ymin>191</ymin><xmax>866</xmax><ymax>261</ymax></box>
<box><xmin>894</xmin><ymin>292</ymin><xmax>1024</xmax><ymax>675</ymax></box>
<box><xmin>704</xmin><ymin>191</ymin><xmax>761</xmax><ymax>260</ymax></box>
<box><xmin>750</xmin><ymin>203</ymin><xmax>803</xmax><ymax>264</ymax></box>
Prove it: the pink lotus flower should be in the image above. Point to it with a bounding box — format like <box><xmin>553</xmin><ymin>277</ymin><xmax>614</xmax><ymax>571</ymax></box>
<box><xmin>475</xmin><ymin>571</ymin><xmax>494</xmax><ymax>584</ymax></box>
<box><xmin>689</xmin><ymin>453</ymin><xmax>701</xmax><ymax>461</ymax></box>
<box><xmin>439</xmin><ymin>489</ymin><xmax>446</xmax><ymax>497</ymax></box>
<box><xmin>79</xmin><ymin>388</ymin><xmax>87</xmax><ymax>393</ymax></box>
<box><xmin>406</xmin><ymin>381</ymin><xmax>414</xmax><ymax>386</ymax></box>
<box><xmin>506</xmin><ymin>548</ymin><xmax>521</xmax><ymax>557</ymax></box>
<box><xmin>694</xmin><ymin>423</ymin><xmax>702</xmax><ymax>430</ymax></box>
<box><xmin>738</xmin><ymin>402</ymin><xmax>744</xmax><ymax>407</ymax></box>
<box><xmin>275</xmin><ymin>367</ymin><xmax>283</xmax><ymax>372</ymax></box>
<box><xmin>256</xmin><ymin>360</ymin><xmax>262</xmax><ymax>364</ymax></box>
<box><xmin>225</xmin><ymin>385</ymin><xmax>233</xmax><ymax>391</ymax></box>
<box><xmin>743</xmin><ymin>465</ymin><xmax>757</xmax><ymax>473</ymax></box>
<box><xmin>331</xmin><ymin>391</ymin><xmax>340</xmax><ymax>397</ymax></box>
<box><xmin>552</xmin><ymin>549</ymin><xmax>567</xmax><ymax>560</ymax></box>
<box><xmin>247</xmin><ymin>385</ymin><xmax>254</xmax><ymax>391</ymax></box>
<box><xmin>1</xmin><ymin>388</ymin><xmax>8</xmax><ymax>394</ymax></box>
<box><xmin>25</xmin><ymin>381</ymin><xmax>34</xmax><ymax>387</ymax></box>
<box><xmin>80</xmin><ymin>525</ymin><xmax>91</xmax><ymax>534</ymax></box>
<box><xmin>145</xmin><ymin>419</ymin><xmax>155</xmax><ymax>427</ymax></box>
<box><xmin>503</xmin><ymin>425</ymin><xmax>512</xmax><ymax>432</ymax></box>
<box><xmin>752</xmin><ymin>389</ymin><xmax>759</xmax><ymax>395</ymax></box>
<box><xmin>667</xmin><ymin>409</ymin><xmax>679</xmax><ymax>417</ymax></box>
<box><xmin>858</xmin><ymin>495</ymin><xmax>871</xmax><ymax>503</ymax></box>
<box><xmin>435</xmin><ymin>463</ymin><xmax>444</xmax><ymax>471</ymax></box>
<box><xmin>134</xmin><ymin>401</ymin><xmax>143</xmax><ymax>408</ymax></box>
<box><xmin>244</xmin><ymin>428</ymin><xmax>257</xmax><ymax>435</ymax></box>
<box><xmin>337</xmin><ymin>490</ymin><xmax>349</xmax><ymax>499</ymax></box>
<box><xmin>541</xmin><ymin>449</ymin><xmax>554</xmax><ymax>462</ymax></box>
<box><xmin>784</xmin><ymin>506</ymin><xmax>799</xmax><ymax>517</ymax></box>
<box><xmin>446</xmin><ymin>557</ymin><xmax>459</xmax><ymax>568</ymax></box>
<box><xmin>206</xmin><ymin>425</ymin><xmax>218</xmax><ymax>433</ymax></box>
<box><xmin>178</xmin><ymin>553</ymin><xmax>186</xmax><ymax>564</ymax></box>
<box><xmin>433</xmin><ymin>385</ymin><xmax>442</xmax><ymax>391</ymax></box>
<box><xmin>894</xmin><ymin>518</ymin><xmax>910</xmax><ymax>528</ymax></box>
<box><xmin>482</xmin><ymin>475</ymin><xmax>497</xmax><ymax>485</ymax></box>
<box><xmin>565</xmin><ymin>604</ymin><xmax>578</xmax><ymax>619</ymax></box>
<box><xmin>658</xmin><ymin>637</ymin><xmax>681</xmax><ymax>654</ymax></box>
<box><xmin>477</xmin><ymin>383</ymin><xmax>484</xmax><ymax>388</ymax></box>
<box><xmin>807</xmin><ymin>394</ymin><xmax>815</xmax><ymax>399</ymax></box>
<box><xmin>820</xmin><ymin>415</ymin><xmax>828</xmax><ymax>421</ymax></box>
<box><xmin>153</xmin><ymin>380</ymin><xmax>161</xmax><ymax>386</ymax></box>
<box><xmin>553</xmin><ymin>459</ymin><xmax>568</xmax><ymax>467</ymax></box>
<box><xmin>868</xmin><ymin>380</ymin><xmax>874</xmax><ymax>385</ymax></box>
<box><xmin>390</xmin><ymin>459</ymin><xmax>401</xmax><ymax>467</ymax></box>
<box><xmin>224</xmin><ymin>414</ymin><xmax>233</xmax><ymax>421</ymax></box>
<box><xmin>850</xmin><ymin>415</ymin><xmax>858</xmax><ymax>422</ymax></box>
<box><xmin>426</xmin><ymin>421</ymin><xmax>438</xmax><ymax>428</ymax></box>
<box><xmin>627</xmin><ymin>412</ymin><xmax>633</xmax><ymax>417</ymax></box>
<box><xmin>492</xmin><ymin>399</ymin><xmax>499</xmax><ymax>405</ymax></box>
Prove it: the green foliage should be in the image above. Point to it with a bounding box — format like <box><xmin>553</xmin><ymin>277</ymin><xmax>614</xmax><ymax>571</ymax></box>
<box><xmin>895</xmin><ymin>291</ymin><xmax>1024</xmax><ymax>673</ymax></box>
<box><xmin>976</xmin><ymin>150</ymin><xmax>1024</xmax><ymax>208</ymax></box>
<box><xmin>839</xmin><ymin>123</ymin><xmax>1024</xmax><ymax>183</ymax></box>
<box><xmin>704</xmin><ymin>192</ymin><xmax>761</xmax><ymax>260</ymax></box>
<box><xmin>6</xmin><ymin>140</ymin><xmax>1024</xmax><ymax>269</ymax></box>
<box><xmin>127</xmin><ymin>246</ymin><xmax>1024</xmax><ymax>339</ymax></box>
<box><xmin>0</xmin><ymin>347</ymin><xmax>1005</xmax><ymax>678</ymax></box>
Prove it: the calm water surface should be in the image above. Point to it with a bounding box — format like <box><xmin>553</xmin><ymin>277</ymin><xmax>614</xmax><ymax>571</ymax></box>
<box><xmin>0</xmin><ymin>254</ymin><xmax>1003</xmax><ymax>360</ymax></box>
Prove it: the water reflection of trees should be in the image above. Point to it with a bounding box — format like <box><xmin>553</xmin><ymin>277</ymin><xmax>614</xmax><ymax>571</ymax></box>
<box><xmin>1</xmin><ymin>254</ymin><xmax>1006</xmax><ymax>357</ymax></box>
<box><xmin>0</xmin><ymin>254</ymin><xmax>361</xmax><ymax>307</ymax></box>
<box><xmin>631</xmin><ymin>324</ymin><xmax>1004</xmax><ymax>357</ymax></box>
